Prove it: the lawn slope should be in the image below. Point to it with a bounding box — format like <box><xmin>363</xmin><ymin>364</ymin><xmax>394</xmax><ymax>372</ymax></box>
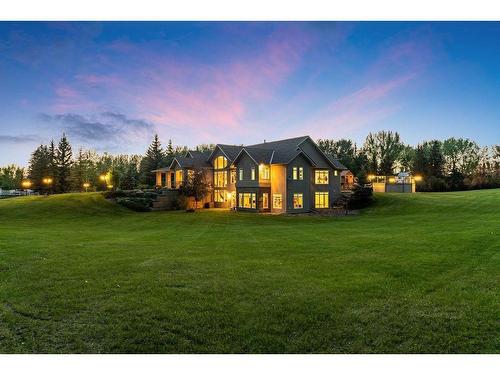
<box><xmin>0</xmin><ymin>190</ymin><xmax>499</xmax><ymax>353</ymax></box>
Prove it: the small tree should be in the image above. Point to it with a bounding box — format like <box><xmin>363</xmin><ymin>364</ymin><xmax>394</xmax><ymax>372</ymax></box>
<box><xmin>179</xmin><ymin>168</ymin><xmax>210</xmax><ymax>210</ymax></box>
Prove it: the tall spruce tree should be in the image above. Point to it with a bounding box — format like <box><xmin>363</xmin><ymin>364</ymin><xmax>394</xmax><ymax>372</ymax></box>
<box><xmin>28</xmin><ymin>144</ymin><xmax>51</xmax><ymax>190</ymax></box>
<box><xmin>140</xmin><ymin>134</ymin><xmax>166</xmax><ymax>187</ymax></box>
<box><xmin>55</xmin><ymin>134</ymin><xmax>73</xmax><ymax>193</ymax></box>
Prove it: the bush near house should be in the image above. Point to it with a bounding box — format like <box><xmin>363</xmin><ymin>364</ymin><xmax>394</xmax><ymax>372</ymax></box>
<box><xmin>102</xmin><ymin>189</ymin><xmax>159</xmax><ymax>212</ymax></box>
<box><xmin>347</xmin><ymin>184</ymin><xmax>374</xmax><ymax>209</ymax></box>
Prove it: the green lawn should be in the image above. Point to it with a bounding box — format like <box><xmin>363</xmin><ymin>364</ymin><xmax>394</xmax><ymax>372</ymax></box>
<box><xmin>0</xmin><ymin>190</ymin><xmax>498</xmax><ymax>353</ymax></box>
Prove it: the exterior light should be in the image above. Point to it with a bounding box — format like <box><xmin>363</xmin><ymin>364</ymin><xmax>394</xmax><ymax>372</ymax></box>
<box><xmin>83</xmin><ymin>182</ymin><xmax>90</xmax><ymax>192</ymax></box>
<box><xmin>99</xmin><ymin>174</ymin><xmax>107</xmax><ymax>181</ymax></box>
<box><xmin>389</xmin><ymin>177</ymin><xmax>395</xmax><ymax>183</ymax></box>
<box><xmin>43</xmin><ymin>177</ymin><xmax>53</xmax><ymax>185</ymax></box>
<box><xmin>414</xmin><ymin>175</ymin><xmax>423</xmax><ymax>182</ymax></box>
<box><xmin>21</xmin><ymin>180</ymin><xmax>32</xmax><ymax>189</ymax></box>
<box><xmin>106</xmin><ymin>184</ymin><xmax>113</xmax><ymax>190</ymax></box>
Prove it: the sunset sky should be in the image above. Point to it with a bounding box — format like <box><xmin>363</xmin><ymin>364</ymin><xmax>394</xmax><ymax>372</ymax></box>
<box><xmin>1</xmin><ymin>21</ymin><xmax>499</xmax><ymax>165</ymax></box>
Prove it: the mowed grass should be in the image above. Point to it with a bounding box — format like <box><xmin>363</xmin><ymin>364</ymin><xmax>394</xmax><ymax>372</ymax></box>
<box><xmin>0</xmin><ymin>190</ymin><xmax>498</xmax><ymax>353</ymax></box>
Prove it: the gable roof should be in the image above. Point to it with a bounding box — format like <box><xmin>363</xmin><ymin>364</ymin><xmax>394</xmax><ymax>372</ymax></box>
<box><xmin>232</xmin><ymin>147</ymin><xmax>275</xmax><ymax>165</ymax></box>
<box><xmin>245</xmin><ymin>136</ymin><xmax>309</xmax><ymax>164</ymax></box>
<box><xmin>168</xmin><ymin>154</ymin><xmax>212</xmax><ymax>170</ymax></box>
<box><xmin>207</xmin><ymin>144</ymin><xmax>244</xmax><ymax>163</ymax></box>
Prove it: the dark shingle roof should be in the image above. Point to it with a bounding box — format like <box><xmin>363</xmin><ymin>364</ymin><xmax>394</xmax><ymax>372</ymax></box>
<box><xmin>175</xmin><ymin>155</ymin><xmax>211</xmax><ymax>169</ymax></box>
<box><xmin>240</xmin><ymin>147</ymin><xmax>274</xmax><ymax>164</ymax></box>
<box><xmin>246</xmin><ymin>136</ymin><xmax>309</xmax><ymax>164</ymax></box>
<box><xmin>215</xmin><ymin>144</ymin><xmax>244</xmax><ymax>162</ymax></box>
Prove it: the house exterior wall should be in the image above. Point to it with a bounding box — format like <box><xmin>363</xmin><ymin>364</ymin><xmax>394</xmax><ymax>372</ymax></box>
<box><xmin>286</xmin><ymin>154</ymin><xmax>311</xmax><ymax>213</ymax></box>
<box><xmin>299</xmin><ymin>138</ymin><xmax>331</xmax><ymax>168</ymax></box>
<box><xmin>270</xmin><ymin>164</ymin><xmax>286</xmax><ymax>213</ymax></box>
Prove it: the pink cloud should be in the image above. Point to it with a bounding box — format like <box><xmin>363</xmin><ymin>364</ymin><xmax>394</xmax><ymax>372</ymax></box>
<box><xmin>49</xmin><ymin>26</ymin><xmax>316</xmax><ymax>144</ymax></box>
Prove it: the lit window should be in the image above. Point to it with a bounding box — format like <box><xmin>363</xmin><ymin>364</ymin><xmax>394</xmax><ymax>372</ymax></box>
<box><xmin>251</xmin><ymin>167</ymin><xmax>255</xmax><ymax>180</ymax></box>
<box><xmin>293</xmin><ymin>193</ymin><xmax>303</xmax><ymax>209</ymax></box>
<box><xmin>315</xmin><ymin>170</ymin><xmax>329</xmax><ymax>184</ymax></box>
<box><xmin>239</xmin><ymin>168</ymin><xmax>243</xmax><ymax>181</ymax></box>
<box><xmin>187</xmin><ymin>170</ymin><xmax>194</xmax><ymax>180</ymax></box>
<box><xmin>238</xmin><ymin>192</ymin><xmax>243</xmax><ymax>207</ymax></box>
<box><xmin>293</xmin><ymin>167</ymin><xmax>303</xmax><ymax>180</ymax></box>
<box><xmin>259</xmin><ymin>165</ymin><xmax>270</xmax><ymax>180</ymax></box>
<box><xmin>262</xmin><ymin>193</ymin><xmax>269</xmax><ymax>209</ymax></box>
<box><xmin>214</xmin><ymin>190</ymin><xmax>225</xmax><ymax>202</ymax></box>
<box><xmin>214</xmin><ymin>156</ymin><xmax>227</xmax><ymax>170</ymax></box>
<box><xmin>214</xmin><ymin>171</ymin><xmax>227</xmax><ymax>187</ymax></box>
<box><xmin>315</xmin><ymin>192</ymin><xmax>329</xmax><ymax>208</ymax></box>
<box><xmin>334</xmin><ymin>170</ymin><xmax>338</xmax><ymax>176</ymax></box>
<box><xmin>240</xmin><ymin>192</ymin><xmax>256</xmax><ymax>208</ymax></box>
<box><xmin>175</xmin><ymin>170</ymin><xmax>183</xmax><ymax>185</ymax></box>
<box><xmin>273</xmin><ymin>194</ymin><xmax>282</xmax><ymax>209</ymax></box>
<box><xmin>230</xmin><ymin>170</ymin><xmax>236</xmax><ymax>184</ymax></box>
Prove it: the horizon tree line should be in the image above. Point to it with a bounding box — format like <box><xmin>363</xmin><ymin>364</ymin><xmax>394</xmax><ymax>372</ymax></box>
<box><xmin>1</xmin><ymin>131</ymin><xmax>499</xmax><ymax>193</ymax></box>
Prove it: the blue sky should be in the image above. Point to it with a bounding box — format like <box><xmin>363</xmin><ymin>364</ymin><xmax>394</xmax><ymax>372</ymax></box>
<box><xmin>0</xmin><ymin>21</ymin><xmax>499</xmax><ymax>165</ymax></box>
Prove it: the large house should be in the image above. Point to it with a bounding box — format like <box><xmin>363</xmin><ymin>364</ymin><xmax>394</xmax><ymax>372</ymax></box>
<box><xmin>153</xmin><ymin>136</ymin><xmax>347</xmax><ymax>213</ymax></box>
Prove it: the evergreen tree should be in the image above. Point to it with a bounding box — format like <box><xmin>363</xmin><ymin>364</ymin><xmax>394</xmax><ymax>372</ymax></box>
<box><xmin>55</xmin><ymin>134</ymin><xmax>73</xmax><ymax>193</ymax></box>
<box><xmin>28</xmin><ymin>144</ymin><xmax>51</xmax><ymax>190</ymax></box>
<box><xmin>48</xmin><ymin>140</ymin><xmax>57</xmax><ymax>180</ymax></box>
<box><xmin>166</xmin><ymin>139</ymin><xmax>174</xmax><ymax>156</ymax></box>
<box><xmin>140</xmin><ymin>134</ymin><xmax>166</xmax><ymax>187</ymax></box>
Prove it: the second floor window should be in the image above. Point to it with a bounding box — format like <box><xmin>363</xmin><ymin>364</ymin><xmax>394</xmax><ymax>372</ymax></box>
<box><xmin>214</xmin><ymin>171</ymin><xmax>227</xmax><ymax>187</ymax></box>
<box><xmin>230</xmin><ymin>170</ymin><xmax>236</xmax><ymax>184</ymax></box>
<box><xmin>292</xmin><ymin>167</ymin><xmax>303</xmax><ymax>180</ymax></box>
<box><xmin>315</xmin><ymin>170</ymin><xmax>329</xmax><ymax>184</ymax></box>
<box><xmin>259</xmin><ymin>165</ymin><xmax>270</xmax><ymax>180</ymax></box>
<box><xmin>239</xmin><ymin>168</ymin><xmax>243</xmax><ymax>181</ymax></box>
<box><xmin>251</xmin><ymin>167</ymin><xmax>255</xmax><ymax>180</ymax></box>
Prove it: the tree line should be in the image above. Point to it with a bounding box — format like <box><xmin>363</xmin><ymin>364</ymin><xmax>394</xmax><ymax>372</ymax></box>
<box><xmin>317</xmin><ymin>131</ymin><xmax>499</xmax><ymax>191</ymax></box>
<box><xmin>1</xmin><ymin>131</ymin><xmax>498</xmax><ymax>193</ymax></box>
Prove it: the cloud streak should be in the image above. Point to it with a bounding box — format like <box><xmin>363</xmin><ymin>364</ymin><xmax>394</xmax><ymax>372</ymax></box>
<box><xmin>0</xmin><ymin>134</ymin><xmax>40</xmax><ymax>144</ymax></box>
<box><xmin>39</xmin><ymin>112</ymin><xmax>156</xmax><ymax>148</ymax></box>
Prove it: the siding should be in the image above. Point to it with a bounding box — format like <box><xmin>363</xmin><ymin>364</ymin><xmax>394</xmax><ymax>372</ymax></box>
<box><xmin>286</xmin><ymin>154</ymin><xmax>311</xmax><ymax>213</ymax></box>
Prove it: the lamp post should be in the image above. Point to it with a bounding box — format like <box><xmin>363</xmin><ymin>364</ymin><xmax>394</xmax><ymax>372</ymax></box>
<box><xmin>21</xmin><ymin>180</ymin><xmax>32</xmax><ymax>195</ymax></box>
<box><xmin>83</xmin><ymin>182</ymin><xmax>90</xmax><ymax>192</ymax></box>
<box><xmin>42</xmin><ymin>177</ymin><xmax>53</xmax><ymax>194</ymax></box>
<box><xmin>99</xmin><ymin>174</ymin><xmax>108</xmax><ymax>190</ymax></box>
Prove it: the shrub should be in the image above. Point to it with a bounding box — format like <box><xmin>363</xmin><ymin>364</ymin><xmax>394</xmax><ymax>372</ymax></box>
<box><xmin>116</xmin><ymin>197</ymin><xmax>152</xmax><ymax>212</ymax></box>
<box><xmin>102</xmin><ymin>190</ymin><xmax>127</xmax><ymax>199</ymax></box>
<box><xmin>347</xmin><ymin>184</ymin><xmax>373</xmax><ymax>209</ymax></box>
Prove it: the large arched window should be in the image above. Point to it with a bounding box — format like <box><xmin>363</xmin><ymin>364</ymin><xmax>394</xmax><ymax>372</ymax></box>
<box><xmin>214</xmin><ymin>156</ymin><xmax>228</xmax><ymax>170</ymax></box>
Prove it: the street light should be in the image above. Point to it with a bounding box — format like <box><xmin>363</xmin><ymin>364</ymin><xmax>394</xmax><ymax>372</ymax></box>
<box><xmin>21</xmin><ymin>180</ymin><xmax>32</xmax><ymax>189</ymax></box>
<box><xmin>42</xmin><ymin>177</ymin><xmax>53</xmax><ymax>195</ymax></box>
<box><xmin>99</xmin><ymin>173</ymin><xmax>111</xmax><ymax>190</ymax></box>
<box><xmin>83</xmin><ymin>182</ymin><xmax>90</xmax><ymax>192</ymax></box>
